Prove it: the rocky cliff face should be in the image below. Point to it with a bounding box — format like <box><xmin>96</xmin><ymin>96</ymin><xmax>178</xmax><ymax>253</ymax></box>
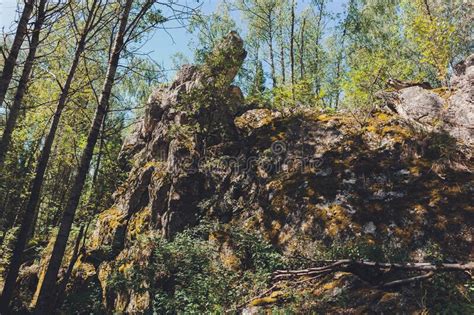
<box><xmin>54</xmin><ymin>36</ymin><xmax>473</xmax><ymax>313</ymax></box>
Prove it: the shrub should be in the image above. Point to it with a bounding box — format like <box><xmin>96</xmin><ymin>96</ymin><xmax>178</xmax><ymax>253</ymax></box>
<box><xmin>107</xmin><ymin>221</ymin><xmax>285</xmax><ymax>314</ymax></box>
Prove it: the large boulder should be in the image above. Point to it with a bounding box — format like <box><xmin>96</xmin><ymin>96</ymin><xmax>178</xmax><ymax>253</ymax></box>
<box><xmin>376</xmin><ymin>53</ymin><xmax>474</xmax><ymax>147</ymax></box>
<box><xmin>445</xmin><ymin>54</ymin><xmax>474</xmax><ymax>146</ymax></box>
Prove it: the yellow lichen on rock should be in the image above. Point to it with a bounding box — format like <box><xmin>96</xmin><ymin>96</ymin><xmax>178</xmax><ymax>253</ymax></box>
<box><xmin>234</xmin><ymin>108</ymin><xmax>282</xmax><ymax>131</ymax></box>
<box><xmin>323</xmin><ymin>205</ymin><xmax>351</xmax><ymax>237</ymax></box>
<box><xmin>126</xmin><ymin>207</ymin><xmax>151</xmax><ymax>241</ymax></box>
<box><xmin>249</xmin><ymin>290</ymin><xmax>283</xmax><ymax>306</ymax></box>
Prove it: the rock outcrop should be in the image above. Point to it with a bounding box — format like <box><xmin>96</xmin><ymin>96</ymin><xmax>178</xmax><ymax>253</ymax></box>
<box><xmin>52</xmin><ymin>40</ymin><xmax>473</xmax><ymax>313</ymax></box>
<box><xmin>81</xmin><ymin>31</ymin><xmax>247</xmax><ymax>311</ymax></box>
<box><xmin>376</xmin><ymin>53</ymin><xmax>474</xmax><ymax>147</ymax></box>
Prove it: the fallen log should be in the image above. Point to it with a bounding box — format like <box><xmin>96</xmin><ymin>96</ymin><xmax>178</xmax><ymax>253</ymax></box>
<box><xmin>272</xmin><ymin>260</ymin><xmax>474</xmax><ymax>283</ymax></box>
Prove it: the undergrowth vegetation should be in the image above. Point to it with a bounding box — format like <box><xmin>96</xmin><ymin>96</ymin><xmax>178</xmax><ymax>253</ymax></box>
<box><xmin>106</xmin><ymin>221</ymin><xmax>285</xmax><ymax>313</ymax></box>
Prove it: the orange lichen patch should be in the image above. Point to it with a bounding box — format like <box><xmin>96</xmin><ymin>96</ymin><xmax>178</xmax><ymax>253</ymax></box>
<box><xmin>249</xmin><ymin>291</ymin><xmax>283</xmax><ymax>306</ymax></box>
<box><xmin>316</xmin><ymin>114</ymin><xmax>334</xmax><ymax>122</ymax></box>
<box><xmin>379</xmin><ymin>292</ymin><xmax>399</xmax><ymax>303</ymax></box>
<box><xmin>209</xmin><ymin>230</ymin><xmax>231</xmax><ymax>243</ymax></box>
<box><xmin>409</xmin><ymin>166</ymin><xmax>421</xmax><ymax>176</ymax></box>
<box><xmin>271</xmin><ymin>220</ymin><xmax>282</xmax><ymax>233</ymax></box>
<box><xmin>412</xmin><ymin>204</ymin><xmax>428</xmax><ymax>219</ymax></box>
<box><xmin>220</xmin><ymin>251</ymin><xmax>241</xmax><ymax>270</ymax></box>
<box><xmin>428</xmin><ymin>189</ymin><xmax>443</xmax><ymax>207</ymax></box>
<box><xmin>234</xmin><ymin>108</ymin><xmax>282</xmax><ymax>130</ymax></box>
<box><xmin>393</xmin><ymin>227</ymin><xmax>412</xmax><ymax>240</ymax></box>
<box><xmin>445</xmin><ymin>184</ymin><xmax>463</xmax><ymax>194</ymax></box>
<box><xmin>271</xmin><ymin>131</ymin><xmax>287</xmax><ymax>142</ymax></box>
<box><xmin>431</xmin><ymin>87</ymin><xmax>452</xmax><ymax>100</ymax></box>
<box><xmin>313</xmin><ymin>272</ymin><xmax>352</xmax><ymax>296</ymax></box>
<box><xmin>381</xmin><ymin>125</ymin><xmax>411</xmax><ymax>140</ymax></box>
<box><xmin>98</xmin><ymin>207</ymin><xmax>125</xmax><ymax>229</ymax></box>
<box><xmin>323</xmin><ymin>205</ymin><xmax>351</xmax><ymax>237</ymax></box>
<box><xmin>269</xmin><ymin>191</ymin><xmax>291</xmax><ymax>217</ymax></box>
<box><xmin>376</xmin><ymin>112</ymin><xmax>391</xmax><ymax>122</ymax></box>
<box><xmin>434</xmin><ymin>215</ymin><xmax>448</xmax><ymax>231</ymax></box>
<box><xmin>413</xmin><ymin>158</ymin><xmax>432</xmax><ymax>168</ymax></box>
<box><xmin>118</xmin><ymin>262</ymin><xmax>132</xmax><ymax>274</ymax></box>
<box><xmin>365</xmin><ymin>125</ymin><xmax>378</xmax><ymax>133</ymax></box>
<box><xmin>268</xmin><ymin>219</ymin><xmax>285</xmax><ymax>242</ymax></box>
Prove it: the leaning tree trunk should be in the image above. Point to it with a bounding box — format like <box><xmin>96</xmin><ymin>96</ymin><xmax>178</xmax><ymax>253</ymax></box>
<box><xmin>0</xmin><ymin>1</ymin><xmax>99</xmax><ymax>310</ymax></box>
<box><xmin>54</xmin><ymin>225</ymin><xmax>85</xmax><ymax>309</ymax></box>
<box><xmin>32</xmin><ymin>0</ymin><xmax>133</xmax><ymax>313</ymax></box>
<box><xmin>0</xmin><ymin>0</ymin><xmax>47</xmax><ymax>168</ymax></box>
<box><xmin>0</xmin><ymin>0</ymin><xmax>35</xmax><ymax>108</ymax></box>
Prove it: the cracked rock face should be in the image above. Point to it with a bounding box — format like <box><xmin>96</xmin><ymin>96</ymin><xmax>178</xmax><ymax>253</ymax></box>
<box><xmin>61</xmin><ymin>38</ymin><xmax>473</xmax><ymax>313</ymax></box>
<box><xmin>376</xmin><ymin>53</ymin><xmax>474</xmax><ymax>147</ymax></box>
<box><xmin>83</xmin><ymin>32</ymin><xmax>247</xmax><ymax>311</ymax></box>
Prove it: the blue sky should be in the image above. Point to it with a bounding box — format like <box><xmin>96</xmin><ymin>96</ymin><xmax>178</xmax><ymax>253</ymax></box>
<box><xmin>0</xmin><ymin>0</ymin><xmax>346</xmax><ymax>78</ymax></box>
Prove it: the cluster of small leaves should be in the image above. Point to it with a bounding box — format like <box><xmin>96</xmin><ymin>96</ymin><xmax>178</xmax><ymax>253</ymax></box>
<box><xmin>425</xmin><ymin>273</ymin><xmax>474</xmax><ymax>314</ymax></box>
<box><xmin>60</xmin><ymin>278</ymin><xmax>103</xmax><ymax>314</ymax></box>
<box><xmin>106</xmin><ymin>221</ymin><xmax>284</xmax><ymax>313</ymax></box>
<box><xmin>289</xmin><ymin>237</ymin><xmax>411</xmax><ymax>265</ymax></box>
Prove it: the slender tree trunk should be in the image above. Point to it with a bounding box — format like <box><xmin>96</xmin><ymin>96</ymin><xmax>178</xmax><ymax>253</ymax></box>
<box><xmin>54</xmin><ymin>225</ymin><xmax>84</xmax><ymax>309</ymax></box>
<box><xmin>268</xmin><ymin>35</ymin><xmax>276</xmax><ymax>88</ymax></box>
<box><xmin>334</xmin><ymin>0</ymin><xmax>350</xmax><ymax>109</ymax></box>
<box><xmin>0</xmin><ymin>2</ymin><xmax>98</xmax><ymax>310</ymax></box>
<box><xmin>334</xmin><ymin>48</ymin><xmax>343</xmax><ymax>109</ymax></box>
<box><xmin>289</xmin><ymin>0</ymin><xmax>296</xmax><ymax>102</ymax></box>
<box><xmin>299</xmin><ymin>17</ymin><xmax>306</xmax><ymax>80</ymax></box>
<box><xmin>290</xmin><ymin>0</ymin><xmax>295</xmax><ymax>89</ymax></box>
<box><xmin>267</xmin><ymin>10</ymin><xmax>277</xmax><ymax>88</ymax></box>
<box><xmin>91</xmin><ymin>110</ymin><xmax>107</xmax><ymax>185</ymax></box>
<box><xmin>32</xmin><ymin>1</ymin><xmax>133</xmax><ymax>312</ymax></box>
<box><xmin>0</xmin><ymin>0</ymin><xmax>47</xmax><ymax>168</ymax></box>
<box><xmin>279</xmin><ymin>28</ymin><xmax>285</xmax><ymax>85</ymax></box>
<box><xmin>0</xmin><ymin>0</ymin><xmax>35</xmax><ymax>108</ymax></box>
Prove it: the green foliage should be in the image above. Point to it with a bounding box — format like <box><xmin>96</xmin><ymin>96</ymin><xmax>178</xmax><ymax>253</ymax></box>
<box><xmin>0</xmin><ymin>227</ymin><xmax>19</xmax><ymax>278</ymax></box>
<box><xmin>60</xmin><ymin>278</ymin><xmax>103</xmax><ymax>314</ymax></box>
<box><xmin>402</xmin><ymin>0</ymin><xmax>457</xmax><ymax>81</ymax></box>
<box><xmin>107</xmin><ymin>222</ymin><xmax>284</xmax><ymax>314</ymax></box>
<box><xmin>248</xmin><ymin>60</ymin><xmax>266</xmax><ymax>98</ymax></box>
<box><xmin>425</xmin><ymin>273</ymin><xmax>474</xmax><ymax>314</ymax></box>
<box><xmin>188</xmin><ymin>4</ymin><xmax>238</xmax><ymax>63</ymax></box>
<box><xmin>289</xmin><ymin>237</ymin><xmax>411</xmax><ymax>266</ymax></box>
